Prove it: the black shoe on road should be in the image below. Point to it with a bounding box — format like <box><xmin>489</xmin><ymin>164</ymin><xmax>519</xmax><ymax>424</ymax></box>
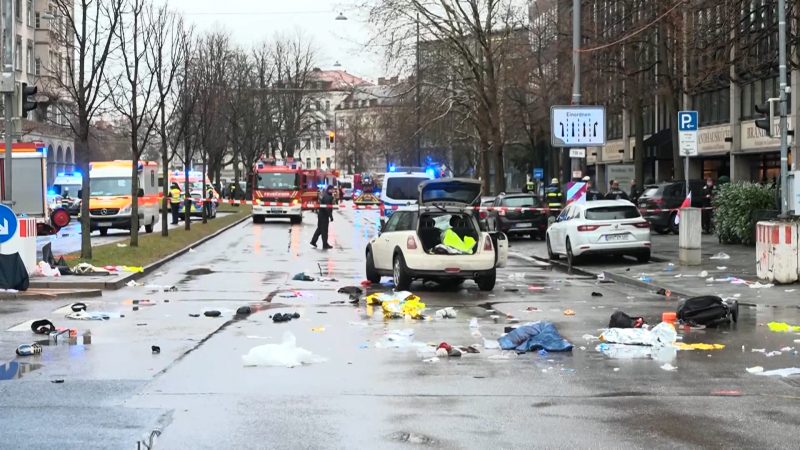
<box><xmin>310</xmin><ymin>242</ymin><xmax>317</xmax><ymax>248</ymax></box>
<box><xmin>323</xmin><ymin>245</ymin><xmax>333</xmax><ymax>250</ymax></box>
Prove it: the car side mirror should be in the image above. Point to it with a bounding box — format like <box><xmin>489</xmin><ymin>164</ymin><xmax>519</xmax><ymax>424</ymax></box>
<box><xmin>137</xmin><ymin>188</ymin><xmax>145</xmax><ymax>198</ymax></box>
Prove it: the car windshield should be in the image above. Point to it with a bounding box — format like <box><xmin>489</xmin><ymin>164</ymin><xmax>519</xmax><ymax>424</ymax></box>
<box><xmin>585</xmin><ymin>206</ymin><xmax>641</xmax><ymax>220</ymax></box>
<box><xmin>257</xmin><ymin>173</ymin><xmax>298</xmax><ymax>190</ymax></box>
<box><xmin>90</xmin><ymin>177</ymin><xmax>131</xmax><ymax>196</ymax></box>
<box><xmin>641</xmin><ymin>187</ymin><xmax>659</xmax><ymax>197</ymax></box>
<box><xmin>386</xmin><ymin>177</ymin><xmax>428</xmax><ymax>200</ymax></box>
<box><xmin>503</xmin><ymin>196</ymin><xmax>540</xmax><ymax>207</ymax></box>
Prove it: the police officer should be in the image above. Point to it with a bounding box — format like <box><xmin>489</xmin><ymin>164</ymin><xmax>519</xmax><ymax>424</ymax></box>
<box><xmin>605</xmin><ymin>179</ymin><xmax>630</xmax><ymax>201</ymax></box>
<box><xmin>204</xmin><ymin>184</ymin><xmax>215</xmax><ymax>218</ymax></box>
<box><xmin>583</xmin><ymin>176</ymin><xmax>602</xmax><ymax>201</ymax></box>
<box><xmin>545</xmin><ymin>178</ymin><xmax>562</xmax><ymax>208</ymax></box>
<box><xmin>629</xmin><ymin>179</ymin><xmax>642</xmax><ymax>203</ymax></box>
<box><xmin>702</xmin><ymin>177</ymin><xmax>715</xmax><ymax>232</ymax></box>
<box><xmin>169</xmin><ymin>183</ymin><xmax>182</xmax><ymax>225</ymax></box>
<box><xmin>311</xmin><ymin>185</ymin><xmax>334</xmax><ymax>249</ymax></box>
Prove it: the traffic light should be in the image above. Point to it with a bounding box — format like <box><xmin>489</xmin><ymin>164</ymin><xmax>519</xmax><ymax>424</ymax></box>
<box><xmin>328</xmin><ymin>131</ymin><xmax>335</xmax><ymax>143</ymax></box>
<box><xmin>755</xmin><ymin>99</ymin><xmax>776</xmax><ymax>137</ymax></box>
<box><xmin>21</xmin><ymin>82</ymin><xmax>38</xmax><ymax>118</ymax></box>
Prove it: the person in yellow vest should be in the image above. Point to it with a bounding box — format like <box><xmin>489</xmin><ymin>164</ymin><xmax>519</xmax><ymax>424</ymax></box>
<box><xmin>169</xmin><ymin>183</ymin><xmax>182</xmax><ymax>225</ymax></box>
<box><xmin>204</xmin><ymin>184</ymin><xmax>215</xmax><ymax>218</ymax></box>
<box><xmin>545</xmin><ymin>178</ymin><xmax>562</xmax><ymax>208</ymax></box>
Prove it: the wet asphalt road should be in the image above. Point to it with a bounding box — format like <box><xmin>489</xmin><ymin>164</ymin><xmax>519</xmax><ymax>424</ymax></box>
<box><xmin>2</xmin><ymin>209</ymin><xmax>800</xmax><ymax>449</ymax></box>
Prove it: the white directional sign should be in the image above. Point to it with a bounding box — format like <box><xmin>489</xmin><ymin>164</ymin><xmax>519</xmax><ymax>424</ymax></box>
<box><xmin>569</xmin><ymin>148</ymin><xmax>586</xmax><ymax>158</ymax></box>
<box><xmin>551</xmin><ymin>105</ymin><xmax>606</xmax><ymax>148</ymax></box>
<box><xmin>678</xmin><ymin>111</ymin><xmax>698</xmax><ymax>157</ymax></box>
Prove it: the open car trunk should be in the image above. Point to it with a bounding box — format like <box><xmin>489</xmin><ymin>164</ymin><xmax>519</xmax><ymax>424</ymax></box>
<box><xmin>417</xmin><ymin>212</ymin><xmax>480</xmax><ymax>255</ymax></box>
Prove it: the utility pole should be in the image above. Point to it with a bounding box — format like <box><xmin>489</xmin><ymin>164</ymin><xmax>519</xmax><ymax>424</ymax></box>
<box><xmin>2</xmin><ymin>0</ymin><xmax>14</xmax><ymax>206</ymax></box>
<box><xmin>415</xmin><ymin>12</ymin><xmax>421</xmax><ymax>167</ymax></box>
<box><xmin>777</xmin><ymin>0</ymin><xmax>789</xmax><ymax>216</ymax></box>
<box><xmin>570</xmin><ymin>0</ymin><xmax>581</xmax><ymax>180</ymax></box>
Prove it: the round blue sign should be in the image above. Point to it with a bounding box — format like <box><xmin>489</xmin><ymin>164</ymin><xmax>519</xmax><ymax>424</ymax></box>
<box><xmin>0</xmin><ymin>204</ymin><xmax>18</xmax><ymax>244</ymax></box>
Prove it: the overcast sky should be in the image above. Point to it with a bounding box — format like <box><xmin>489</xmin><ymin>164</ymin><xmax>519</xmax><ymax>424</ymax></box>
<box><xmin>162</xmin><ymin>0</ymin><xmax>385</xmax><ymax>82</ymax></box>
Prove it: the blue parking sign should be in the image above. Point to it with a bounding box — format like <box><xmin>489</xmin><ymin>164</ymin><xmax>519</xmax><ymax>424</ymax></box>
<box><xmin>678</xmin><ymin>111</ymin><xmax>698</xmax><ymax>132</ymax></box>
<box><xmin>533</xmin><ymin>168</ymin><xmax>544</xmax><ymax>180</ymax></box>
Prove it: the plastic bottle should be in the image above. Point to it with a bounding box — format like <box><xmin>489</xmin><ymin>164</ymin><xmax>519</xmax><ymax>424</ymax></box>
<box><xmin>16</xmin><ymin>343</ymin><xmax>43</xmax><ymax>356</ymax></box>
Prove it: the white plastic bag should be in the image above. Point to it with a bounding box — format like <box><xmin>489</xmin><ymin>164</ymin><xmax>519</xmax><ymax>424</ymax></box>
<box><xmin>242</xmin><ymin>332</ymin><xmax>326</xmax><ymax>368</ymax></box>
<box><xmin>36</xmin><ymin>261</ymin><xmax>61</xmax><ymax>277</ymax></box>
<box><xmin>600</xmin><ymin>322</ymin><xmax>676</xmax><ymax>346</ymax></box>
<box><xmin>710</xmin><ymin>252</ymin><xmax>730</xmax><ymax>260</ymax></box>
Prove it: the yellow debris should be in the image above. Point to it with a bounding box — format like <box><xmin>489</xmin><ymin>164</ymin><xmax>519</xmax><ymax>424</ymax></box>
<box><xmin>767</xmin><ymin>322</ymin><xmax>800</xmax><ymax>333</ymax></box>
<box><xmin>675</xmin><ymin>343</ymin><xmax>725</xmax><ymax>351</ymax></box>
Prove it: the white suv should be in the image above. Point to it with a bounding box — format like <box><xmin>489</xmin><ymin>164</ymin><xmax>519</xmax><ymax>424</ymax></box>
<box><xmin>366</xmin><ymin>178</ymin><xmax>508</xmax><ymax>291</ymax></box>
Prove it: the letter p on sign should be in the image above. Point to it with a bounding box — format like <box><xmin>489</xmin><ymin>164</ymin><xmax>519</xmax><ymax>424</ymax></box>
<box><xmin>678</xmin><ymin>111</ymin><xmax>698</xmax><ymax>132</ymax></box>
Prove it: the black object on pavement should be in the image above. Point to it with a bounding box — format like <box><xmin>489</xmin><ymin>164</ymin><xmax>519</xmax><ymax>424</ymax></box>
<box><xmin>337</xmin><ymin>286</ymin><xmax>363</xmax><ymax>296</ymax></box>
<box><xmin>189</xmin><ymin>313</ymin><xmax>200</xmax><ymax>317</ymax></box>
<box><xmin>0</xmin><ymin>253</ymin><xmax>30</xmax><ymax>291</ymax></box>
<box><xmin>591</xmin><ymin>292</ymin><xmax>603</xmax><ymax>297</ymax></box>
<box><xmin>151</xmin><ymin>345</ymin><xmax>161</xmax><ymax>354</ymax></box>
<box><xmin>236</xmin><ymin>306</ymin><xmax>252</xmax><ymax>316</ymax></box>
<box><xmin>677</xmin><ymin>296</ymin><xmax>738</xmax><ymax>327</ymax></box>
<box><xmin>71</xmin><ymin>302</ymin><xmax>87</xmax><ymax>312</ymax></box>
<box><xmin>608</xmin><ymin>311</ymin><xmax>645</xmax><ymax>328</ymax></box>
<box><xmin>204</xmin><ymin>310</ymin><xmax>221</xmax><ymax>317</ymax></box>
<box><xmin>31</xmin><ymin>319</ymin><xmax>55</xmax><ymax>335</ymax></box>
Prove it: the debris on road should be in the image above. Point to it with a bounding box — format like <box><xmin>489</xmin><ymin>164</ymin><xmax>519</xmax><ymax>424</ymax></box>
<box><xmin>35</xmin><ymin>261</ymin><xmax>61</xmax><ymax>277</ymax></box>
<box><xmin>677</xmin><ymin>296</ymin><xmax>737</xmax><ymax>327</ymax></box>
<box><xmin>608</xmin><ymin>311</ymin><xmax>645</xmax><ymax>329</ymax></box>
<box><xmin>31</xmin><ymin>319</ymin><xmax>55</xmax><ymax>335</ymax></box>
<box><xmin>236</xmin><ymin>306</ymin><xmax>252</xmax><ymax>316</ymax></box>
<box><xmin>337</xmin><ymin>286</ymin><xmax>363</xmax><ymax>296</ymax></box>
<box><xmin>203</xmin><ymin>310</ymin><xmax>222</xmax><ymax>318</ymax></box>
<box><xmin>675</xmin><ymin>343</ymin><xmax>725</xmax><ymax>351</ymax></box>
<box><xmin>563</xmin><ymin>309</ymin><xmax>575</xmax><ymax>316</ymax></box>
<box><xmin>754</xmin><ymin>367</ymin><xmax>800</xmax><ymax>377</ymax></box>
<box><xmin>126</xmin><ymin>280</ymin><xmax>142</xmax><ymax>287</ymax></box>
<box><xmin>591</xmin><ymin>292</ymin><xmax>603</xmax><ymax>297</ymax></box>
<box><xmin>434</xmin><ymin>307</ymin><xmax>457</xmax><ymax>319</ymax></box>
<box><xmin>746</xmin><ymin>366</ymin><xmax>764</xmax><ymax>374</ymax></box>
<box><xmin>66</xmin><ymin>311</ymin><xmax>116</xmax><ymax>320</ymax></box>
<box><xmin>469</xmin><ymin>318</ymin><xmax>479</xmax><ymax>328</ymax></box>
<box><xmin>242</xmin><ymin>332</ymin><xmax>326</xmax><ymax>368</ymax></box>
<box><xmin>272</xmin><ymin>312</ymin><xmax>300</xmax><ymax>323</ymax></box>
<box><xmin>698</xmin><ymin>270</ymin><xmax>708</xmax><ymax>278</ymax></box>
<box><xmin>436</xmin><ymin>342</ymin><xmax>462</xmax><ymax>357</ymax></box>
<box><xmin>600</xmin><ymin>322</ymin><xmax>677</xmax><ymax>346</ymax></box>
<box><xmin>366</xmin><ymin>291</ymin><xmax>425</xmax><ymax>319</ymax></box>
<box><xmin>16</xmin><ymin>343</ymin><xmax>43</xmax><ymax>356</ymax></box>
<box><xmin>151</xmin><ymin>345</ymin><xmax>161</xmax><ymax>354</ymax></box>
<box><xmin>710</xmin><ymin>252</ymin><xmax>731</xmax><ymax>260</ymax></box>
<box><xmin>292</xmin><ymin>272</ymin><xmax>315</xmax><ymax>281</ymax></box>
<box><xmin>660</xmin><ymin>363</ymin><xmax>677</xmax><ymax>371</ymax></box>
<box><xmin>767</xmin><ymin>321</ymin><xmax>800</xmax><ymax>333</ymax></box>
<box><xmin>749</xmin><ymin>282</ymin><xmax>774</xmax><ymax>289</ymax></box>
<box><xmin>497</xmin><ymin>321</ymin><xmax>573</xmax><ymax>353</ymax></box>
<box><xmin>311</xmin><ymin>327</ymin><xmax>325</xmax><ymax>332</ymax></box>
<box><xmin>376</xmin><ymin>329</ymin><xmax>426</xmax><ymax>350</ymax></box>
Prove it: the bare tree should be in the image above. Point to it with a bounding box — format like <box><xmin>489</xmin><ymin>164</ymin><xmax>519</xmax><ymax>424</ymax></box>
<box><xmin>272</xmin><ymin>34</ymin><xmax>317</xmax><ymax>159</ymax></box>
<box><xmin>147</xmin><ymin>4</ymin><xmax>189</xmax><ymax>236</ymax></box>
<box><xmin>50</xmin><ymin>0</ymin><xmax>123</xmax><ymax>259</ymax></box>
<box><xmin>109</xmin><ymin>0</ymin><xmax>160</xmax><ymax>246</ymax></box>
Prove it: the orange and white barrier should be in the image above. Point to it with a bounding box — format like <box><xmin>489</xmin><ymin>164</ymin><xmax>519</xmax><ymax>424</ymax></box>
<box><xmin>0</xmin><ymin>218</ymin><xmax>38</xmax><ymax>274</ymax></box>
<box><xmin>756</xmin><ymin>221</ymin><xmax>798</xmax><ymax>284</ymax></box>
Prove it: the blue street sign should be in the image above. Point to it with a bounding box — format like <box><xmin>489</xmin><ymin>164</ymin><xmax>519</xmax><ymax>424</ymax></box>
<box><xmin>678</xmin><ymin>111</ymin><xmax>698</xmax><ymax>132</ymax></box>
<box><xmin>533</xmin><ymin>168</ymin><xmax>544</xmax><ymax>180</ymax></box>
<box><xmin>0</xmin><ymin>204</ymin><xmax>16</xmax><ymax>244</ymax></box>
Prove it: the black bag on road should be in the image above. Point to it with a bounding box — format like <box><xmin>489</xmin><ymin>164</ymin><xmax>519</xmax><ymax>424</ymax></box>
<box><xmin>677</xmin><ymin>296</ymin><xmax>738</xmax><ymax>327</ymax></box>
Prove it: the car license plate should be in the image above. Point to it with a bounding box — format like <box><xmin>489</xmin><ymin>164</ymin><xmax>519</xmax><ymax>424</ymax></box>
<box><xmin>98</xmin><ymin>222</ymin><xmax>112</xmax><ymax>227</ymax></box>
<box><xmin>605</xmin><ymin>234</ymin><xmax>628</xmax><ymax>241</ymax></box>
<box><xmin>516</xmin><ymin>222</ymin><xmax>532</xmax><ymax>228</ymax></box>
<box><xmin>270</xmin><ymin>208</ymin><xmax>283</xmax><ymax>214</ymax></box>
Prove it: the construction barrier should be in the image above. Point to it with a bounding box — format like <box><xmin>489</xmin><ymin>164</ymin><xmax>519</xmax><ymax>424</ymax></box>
<box><xmin>0</xmin><ymin>218</ymin><xmax>38</xmax><ymax>274</ymax></box>
<box><xmin>756</xmin><ymin>221</ymin><xmax>798</xmax><ymax>284</ymax></box>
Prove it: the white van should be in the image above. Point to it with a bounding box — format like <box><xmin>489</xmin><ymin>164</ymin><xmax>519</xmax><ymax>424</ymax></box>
<box><xmin>380</xmin><ymin>170</ymin><xmax>434</xmax><ymax>222</ymax></box>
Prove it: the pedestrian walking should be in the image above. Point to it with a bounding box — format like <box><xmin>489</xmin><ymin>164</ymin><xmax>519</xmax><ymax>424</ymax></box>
<box><xmin>169</xmin><ymin>183</ymin><xmax>182</xmax><ymax>225</ymax></box>
<box><xmin>311</xmin><ymin>186</ymin><xmax>334</xmax><ymax>249</ymax></box>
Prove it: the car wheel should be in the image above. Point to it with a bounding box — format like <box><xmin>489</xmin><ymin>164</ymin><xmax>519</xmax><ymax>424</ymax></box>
<box><xmin>566</xmin><ymin>238</ymin><xmax>577</xmax><ymax>267</ymax></box>
<box><xmin>636</xmin><ymin>250</ymin><xmax>651</xmax><ymax>263</ymax></box>
<box><xmin>99</xmin><ymin>228</ymin><xmax>108</xmax><ymax>237</ymax></box>
<box><xmin>145</xmin><ymin>220</ymin><xmax>154</xmax><ymax>233</ymax></box>
<box><xmin>669</xmin><ymin>212</ymin><xmax>679</xmax><ymax>234</ymax></box>
<box><xmin>253</xmin><ymin>215</ymin><xmax>265</xmax><ymax>224</ymax></box>
<box><xmin>546</xmin><ymin>235</ymin><xmax>558</xmax><ymax>260</ymax></box>
<box><xmin>393</xmin><ymin>253</ymin><xmax>412</xmax><ymax>290</ymax></box>
<box><xmin>476</xmin><ymin>269</ymin><xmax>496</xmax><ymax>291</ymax></box>
<box><xmin>365</xmin><ymin>250</ymin><xmax>381</xmax><ymax>283</ymax></box>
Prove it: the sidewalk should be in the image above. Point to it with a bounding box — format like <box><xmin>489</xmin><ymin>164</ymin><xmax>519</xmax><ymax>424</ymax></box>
<box><xmin>533</xmin><ymin>234</ymin><xmax>799</xmax><ymax>308</ymax></box>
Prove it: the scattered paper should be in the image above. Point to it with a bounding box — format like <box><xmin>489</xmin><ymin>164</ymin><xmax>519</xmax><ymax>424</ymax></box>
<box><xmin>660</xmin><ymin>363</ymin><xmax>677</xmax><ymax>371</ymax></box>
<box><xmin>710</xmin><ymin>252</ymin><xmax>730</xmax><ymax>260</ymax></box>
<box><xmin>746</xmin><ymin>366</ymin><xmax>764</xmax><ymax>374</ymax></box>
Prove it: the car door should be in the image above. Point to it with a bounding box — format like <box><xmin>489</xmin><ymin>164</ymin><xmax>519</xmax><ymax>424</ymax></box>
<box><xmin>550</xmin><ymin>205</ymin><xmax>571</xmax><ymax>252</ymax></box>
<box><xmin>373</xmin><ymin>213</ymin><xmax>402</xmax><ymax>270</ymax></box>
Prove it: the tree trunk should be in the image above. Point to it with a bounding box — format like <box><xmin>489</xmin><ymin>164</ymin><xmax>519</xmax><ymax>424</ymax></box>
<box><xmin>160</xmin><ymin>107</ymin><xmax>169</xmax><ymax>237</ymax></box>
<box><xmin>479</xmin><ymin>137</ymin><xmax>490</xmax><ymax>194</ymax></box>
<box><xmin>202</xmin><ymin>151</ymin><xmax>208</xmax><ymax>224</ymax></box>
<box><xmin>183</xmin><ymin>137</ymin><xmax>191</xmax><ymax>230</ymax></box>
<box><xmin>77</xmin><ymin>117</ymin><xmax>92</xmax><ymax>259</ymax></box>
<box><xmin>670</xmin><ymin>94</ymin><xmax>682</xmax><ymax>180</ymax></box>
<box><xmin>631</xmin><ymin>85</ymin><xmax>645</xmax><ymax>188</ymax></box>
<box><xmin>129</xmin><ymin>152</ymin><xmax>140</xmax><ymax>247</ymax></box>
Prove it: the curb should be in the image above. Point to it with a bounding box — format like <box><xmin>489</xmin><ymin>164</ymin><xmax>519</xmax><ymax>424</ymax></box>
<box><xmin>30</xmin><ymin>213</ymin><xmax>252</xmax><ymax>291</ymax></box>
<box><xmin>0</xmin><ymin>289</ymin><xmax>103</xmax><ymax>300</ymax></box>
<box><xmin>530</xmin><ymin>254</ymin><xmax>694</xmax><ymax>299</ymax></box>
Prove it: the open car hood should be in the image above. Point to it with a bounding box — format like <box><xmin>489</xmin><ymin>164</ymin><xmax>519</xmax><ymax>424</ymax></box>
<box><xmin>419</xmin><ymin>178</ymin><xmax>482</xmax><ymax>207</ymax></box>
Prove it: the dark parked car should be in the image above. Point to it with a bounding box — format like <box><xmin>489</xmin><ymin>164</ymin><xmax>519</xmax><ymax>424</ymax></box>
<box><xmin>487</xmin><ymin>193</ymin><xmax>547</xmax><ymax>239</ymax></box>
<box><xmin>637</xmin><ymin>180</ymin><xmax>706</xmax><ymax>234</ymax></box>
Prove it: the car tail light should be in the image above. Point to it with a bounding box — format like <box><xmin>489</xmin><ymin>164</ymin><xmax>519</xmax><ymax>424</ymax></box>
<box><xmin>479</xmin><ymin>211</ymin><xmax>487</xmax><ymax>219</ymax></box>
<box><xmin>406</xmin><ymin>236</ymin><xmax>418</xmax><ymax>250</ymax></box>
<box><xmin>484</xmin><ymin>237</ymin><xmax>493</xmax><ymax>252</ymax></box>
<box><xmin>577</xmin><ymin>224</ymin><xmax>606</xmax><ymax>232</ymax></box>
<box><xmin>633</xmin><ymin>221</ymin><xmax>650</xmax><ymax>229</ymax></box>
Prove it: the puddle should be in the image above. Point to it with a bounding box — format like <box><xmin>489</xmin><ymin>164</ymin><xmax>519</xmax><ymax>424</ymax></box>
<box><xmin>0</xmin><ymin>361</ymin><xmax>43</xmax><ymax>380</ymax></box>
<box><xmin>186</xmin><ymin>268</ymin><xmax>214</xmax><ymax>276</ymax></box>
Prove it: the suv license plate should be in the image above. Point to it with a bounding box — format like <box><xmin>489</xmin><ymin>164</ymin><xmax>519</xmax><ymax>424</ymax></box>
<box><xmin>516</xmin><ymin>222</ymin><xmax>532</xmax><ymax>228</ymax></box>
<box><xmin>98</xmin><ymin>222</ymin><xmax>112</xmax><ymax>227</ymax></box>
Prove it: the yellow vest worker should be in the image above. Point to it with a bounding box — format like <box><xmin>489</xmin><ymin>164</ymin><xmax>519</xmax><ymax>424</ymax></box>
<box><xmin>545</xmin><ymin>178</ymin><xmax>562</xmax><ymax>208</ymax></box>
<box><xmin>169</xmin><ymin>187</ymin><xmax>181</xmax><ymax>204</ymax></box>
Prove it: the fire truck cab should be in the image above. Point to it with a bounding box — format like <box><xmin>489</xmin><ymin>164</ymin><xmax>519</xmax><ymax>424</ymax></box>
<box><xmin>252</xmin><ymin>161</ymin><xmax>303</xmax><ymax>224</ymax></box>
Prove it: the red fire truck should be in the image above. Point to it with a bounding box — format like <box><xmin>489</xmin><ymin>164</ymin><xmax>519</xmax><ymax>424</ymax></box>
<box><xmin>251</xmin><ymin>161</ymin><xmax>303</xmax><ymax>224</ymax></box>
<box><xmin>300</xmin><ymin>169</ymin><xmax>339</xmax><ymax>210</ymax></box>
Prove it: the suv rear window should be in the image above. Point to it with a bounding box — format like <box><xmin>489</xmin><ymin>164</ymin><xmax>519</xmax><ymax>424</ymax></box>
<box><xmin>585</xmin><ymin>206</ymin><xmax>641</xmax><ymax>220</ymax></box>
<box><xmin>502</xmin><ymin>196</ymin><xmax>540</xmax><ymax>207</ymax></box>
<box><xmin>386</xmin><ymin>177</ymin><xmax>428</xmax><ymax>200</ymax></box>
<box><xmin>641</xmin><ymin>187</ymin><xmax>659</xmax><ymax>197</ymax></box>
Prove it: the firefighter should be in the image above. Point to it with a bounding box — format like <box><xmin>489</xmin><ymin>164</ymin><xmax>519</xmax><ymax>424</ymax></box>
<box><xmin>545</xmin><ymin>178</ymin><xmax>562</xmax><ymax>209</ymax></box>
<box><xmin>169</xmin><ymin>183</ymin><xmax>182</xmax><ymax>225</ymax></box>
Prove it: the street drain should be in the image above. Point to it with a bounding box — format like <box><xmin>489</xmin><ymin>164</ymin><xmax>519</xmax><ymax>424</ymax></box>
<box><xmin>186</xmin><ymin>268</ymin><xmax>214</xmax><ymax>276</ymax></box>
<box><xmin>388</xmin><ymin>431</ymin><xmax>437</xmax><ymax>446</ymax></box>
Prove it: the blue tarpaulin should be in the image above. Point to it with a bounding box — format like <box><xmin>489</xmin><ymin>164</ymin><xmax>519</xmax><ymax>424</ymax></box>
<box><xmin>497</xmin><ymin>321</ymin><xmax>573</xmax><ymax>353</ymax></box>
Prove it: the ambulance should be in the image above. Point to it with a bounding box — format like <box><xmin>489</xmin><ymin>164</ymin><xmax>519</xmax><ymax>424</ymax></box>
<box><xmin>88</xmin><ymin>160</ymin><xmax>160</xmax><ymax>236</ymax></box>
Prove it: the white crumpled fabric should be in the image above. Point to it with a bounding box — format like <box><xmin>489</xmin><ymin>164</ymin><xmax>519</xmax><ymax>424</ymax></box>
<box><xmin>242</xmin><ymin>332</ymin><xmax>326</xmax><ymax>368</ymax></box>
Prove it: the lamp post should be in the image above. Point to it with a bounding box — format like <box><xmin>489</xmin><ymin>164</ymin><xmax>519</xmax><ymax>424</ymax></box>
<box><xmin>415</xmin><ymin>13</ymin><xmax>421</xmax><ymax>167</ymax></box>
